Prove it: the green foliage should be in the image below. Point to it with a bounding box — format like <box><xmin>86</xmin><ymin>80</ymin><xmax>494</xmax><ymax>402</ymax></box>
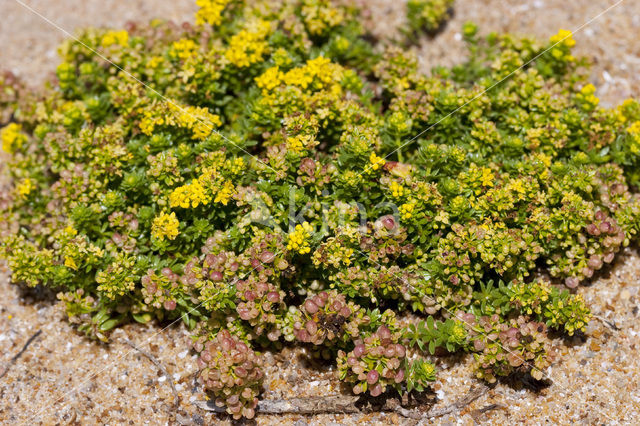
<box><xmin>406</xmin><ymin>0</ymin><xmax>455</xmax><ymax>34</ymax></box>
<box><xmin>1</xmin><ymin>0</ymin><xmax>639</xmax><ymax>419</ymax></box>
<box><xmin>404</xmin><ymin>316</ymin><xmax>468</xmax><ymax>354</ymax></box>
<box><xmin>337</xmin><ymin>324</ymin><xmax>422</xmax><ymax>397</ymax></box>
<box><xmin>457</xmin><ymin>312</ymin><xmax>552</xmax><ymax>383</ymax></box>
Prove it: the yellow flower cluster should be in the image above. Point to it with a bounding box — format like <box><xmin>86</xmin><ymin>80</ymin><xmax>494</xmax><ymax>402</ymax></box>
<box><xmin>213</xmin><ymin>180</ymin><xmax>235</xmax><ymax>205</ymax></box>
<box><xmin>138</xmin><ymin>110</ymin><xmax>159</xmax><ymax>136</ymax></box>
<box><xmin>195</xmin><ymin>0</ymin><xmax>231</xmax><ymax>26</ymax></box>
<box><xmin>506</xmin><ymin>178</ymin><xmax>527</xmax><ymax>201</ymax></box>
<box><xmin>389</xmin><ymin>181</ymin><xmax>405</xmax><ymax>199</ymax></box>
<box><xmin>549</xmin><ymin>29</ymin><xmax>575</xmax><ymax>61</ymax></box>
<box><xmin>1</xmin><ymin>123</ymin><xmax>27</xmax><ymax>153</ymax></box>
<box><xmin>152</xmin><ymin>212</ymin><xmax>180</xmax><ymax>241</ymax></box>
<box><xmin>312</xmin><ymin>237</ymin><xmax>355</xmax><ymax>267</ymax></box>
<box><xmin>577</xmin><ymin>83</ymin><xmax>599</xmax><ymax>109</ymax></box>
<box><xmin>287</xmin><ymin>222</ymin><xmax>314</xmax><ymax>254</ymax></box>
<box><xmin>225</xmin><ymin>21</ymin><xmax>271</xmax><ymax>68</ymax></box>
<box><xmin>399</xmin><ymin>202</ymin><xmax>416</xmax><ymax>220</ymax></box>
<box><xmin>284</xmin><ymin>56</ymin><xmax>340</xmax><ymax>89</ymax></box>
<box><xmin>16</xmin><ymin>178</ymin><xmax>34</xmax><ymax>198</ymax></box>
<box><xmin>64</xmin><ymin>256</ymin><xmax>78</xmax><ymax>270</ymax></box>
<box><xmin>170</xmin><ymin>38</ymin><xmax>198</xmax><ymax>60</ymax></box>
<box><xmin>627</xmin><ymin>121</ymin><xmax>640</xmax><ymax>155</ymax></box>
<box><xmin>101</xmin><ymin>30</ymin><xmax>129</xmax><ymax>47</ymax></box>
<box><xmin>285</xmin><ymin>134</ymin><xmax>317</xmax><ymax>154</ymax></box>
<box><xmin>618</xmin><ymin>98</ymin><xmax>637</xmax><ymax>124</ymax></box>
<box><xmin>255</xmin><ymin>66</ymin><xmax>284</xmax><ymax>91</ymax></box>
<box><xmin>301</xmin><ymin>0</ymin><xmax>345</xmax><ymax>35</ymax></box>
<box><xmin>147</xmin><ymin>56</ymin><xmax>164</xmax><ymax>69</ymax></box>
<box><xmin>140</xmin><ymin>103</ymin><xmax>222</xmax><ymax>140</ymax></box>
<box><xmin>225</xmin><ymin>157</ymin><xmax>245</xmax><ymax>175</ymax></box>
<box><xmin>369</xmin><ymin>152</ymin><xmax>386</xmax><ymax>171</ymax></box>
<box><xmin>628</xmin><ymin>121</ymin><xmax>640</xmax><ymax>135</ymax></box>
<box><xmin>174</xmin><ymin>104</ymin><xmax>222</xmax><ymax>140</ymax></box>
<box><xmin>170</xmin><ymin>179</ymin><xmax>210</xmax><ymax>208</ymax></box>
<box><xmin>255</xmin><ymin>56</ymin><xmax>344</xmax><ymax>93</ymax></box>
<box><xmin>549</xmin><ymin>29</ymin><xmax>575</xmax><ymax>48</ymax></box>
<box><xmin>463</xmin><ymin>163</ymin><xmax>494</xmax><ymax>195</ymax></box>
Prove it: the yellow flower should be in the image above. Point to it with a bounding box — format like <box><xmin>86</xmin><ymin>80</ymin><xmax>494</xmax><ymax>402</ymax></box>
<box><xmin>465</xmin><ymin>164</ymin><xmax>494</xmax><ymax>194</ymax></box>
<box><xmin>152</xmin><ymin>212</ymin><xmax>180</xmax><ymax>241</ymax></box>
<box><xmin>480</xmin><ymin>167</ymin><xmax>494</xmax><ymax>187</ymax></box>
<box><xmin>535</xmin><ymin>152</ymin><xmax>552</xmax><ymax>167</ymax></box>
<box><xmin>139</xmin><ymin>112</ymin><xmax>157</xmax><ymax>135</ymax></box>
<box><xmin>101</xmin><ymin>30</ymin><xmax>129</xmax><ymax>47</ymax></box>
<box><xmin>389</xmin><ymin>181</ymin><xmax>405</xmax><ymax>199</ymax></box>
<box><xmin>255</xmin><ymin>66</ymin><xmax>284</xmax><ymax>92</ymax></box>
<box><xmin>214</xmin><ymin>180</ymin><xmax>236</xmax><ymax>205</ymax></box>
<box><xmin>283</xmin><ymin>67</ymin><xmax>313</xmax><ymax>89</ymax></box>
<box><xmin>16</xmin><ymin>178</ymin><xmax>34</xmax><ymax>198</ymax></box>
<box><xmin>399</xmin><ymin>202</ymin><xmax>416</xmax><ymax>220</ymax></box>
<box><xmin>507</xmin><ymin>178</ymin><xmax>527</xmax><ymax>200</ymax></box>
<box><xmin>627</xmin><ymin>121</ymin><xmax>640</xmax><ymax>134</ymax></box>
<box><xmin>170</xmin><ymin>38</ymin><xmax>198</xmax><ymax>60</ymax></box>
<box><xmin>64</xmin><ymin>256</ymin><xmax>78</xmax><ymax>270</ymax></box>
<box><xmin>369</xmin><ymin>152</ymin><xmax>386</xmax><ymax>171</ymax></box>
<box><xmin>225</xmin><ymin>21</ymin><xmax>271</xmax><ymax>68</ymax></box>
<box><xmin>170</xmin><ymin>179</ymin><xmax>210</xmax><ymax>209</ymax></box>
<box><xmin>578</xmin><ymin>83</ymin><xmax>599</xmax><ymax>108</ymax></box>
<box><xmin>550</xmin><ymin>29</ymin><xmax>575</xmax><ymax>48</ymax></box>
<box><xmin>287</xmin><ymin>222</ymin><xmax>314</xmax><ymax>254</ymax></box>
<box><xmin>1</xmin><ymin>123</ymin><xmax>27</xmax><ymax>153</ymax></box>
<box><xmin>172</xmin><ymin>104</ymin><xmax>222</xmax><ymax>140</ymax></box>
<box><xmin>147</xmin><ymin>56</ymin><xmax>163</xmax><ymax>69</ymax></box>
<box><xmin>64</xmin><ymin>225</ymin><xmax>78</xmax><ymax>237</ymax></box>
<box><xmin>281</xmin><ymin>56</ymin><xmax>343</xmax><ymax>90</ymax></box>
<box><xmin>225</xmin><ymin>157</ymin><xmax>245</xmax><ymax>175</ymax></box>
<box><xmin>195</xmin><ymin>0</ymin><xmax>231</xmax><ymax>26</ymax></box>
<box><xmin>285</xmin><ymin>134</ymin><xmax>316</xmax><ymax>154</ymax></box>
<box><xmin>301</xmin><ymin>0</ymin><xmax>345</xmax><ymax>35</ymax></box>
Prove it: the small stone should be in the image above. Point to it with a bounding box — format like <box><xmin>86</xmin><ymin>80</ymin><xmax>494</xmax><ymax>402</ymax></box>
<box><xmin>620</xmin><ymin>289</ymin><xmax>630</xmax><ymax>300</ymax></box>
<box><xmin>590</xmin><ymin>341</ymin><xmax>601</xmax><ymax>352</ymax></box>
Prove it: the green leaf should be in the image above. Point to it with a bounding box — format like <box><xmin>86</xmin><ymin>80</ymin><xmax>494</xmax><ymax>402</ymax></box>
<box><xmin>99</xmin><ymin>318</ymin><xmax>119</xmax><ymax>331</ymax></box>
<box><xmin>132</xmin><ymin>312</ymin><xmax>152</xmax><ymax>324</ymax></box>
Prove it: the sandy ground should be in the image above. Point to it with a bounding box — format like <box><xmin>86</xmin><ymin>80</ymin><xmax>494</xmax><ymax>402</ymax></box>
<box><xmin>1</xmin><ymin>0</ymin><xmax>639</xmax><ymax>424</ymax></box>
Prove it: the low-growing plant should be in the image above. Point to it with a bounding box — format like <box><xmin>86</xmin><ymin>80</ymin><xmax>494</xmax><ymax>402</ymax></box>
<box><xmin>1</xmin><ymin>0</ymin><xmax>639</xmax><ymax>419</ymax></box>
<box><xmin>406</xmin><ymin>0</ymin><xmax>455</xmax><ymax>35</ymax></box>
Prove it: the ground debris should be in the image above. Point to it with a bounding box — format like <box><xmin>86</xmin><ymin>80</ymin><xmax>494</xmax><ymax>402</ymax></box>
<box><xmin>195</xmin><ymin>385</ymin><xmax>489</xmax><ymax>420</ymax></box>
<box><xmin>0</xmin><ymin>329</ymin><xmax>42</xmax><ymax>379</ymax></box>
<box><xmin>121</xmin><ymin>338</ymin><xmax>180</xmax><ymax>409</ymax></box>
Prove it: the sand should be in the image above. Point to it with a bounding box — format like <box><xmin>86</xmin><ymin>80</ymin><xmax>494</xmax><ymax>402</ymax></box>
<box><xmin>0</xmin><ymin>0</ymin><xmax>639</xmax><ymax>424</ymax></box>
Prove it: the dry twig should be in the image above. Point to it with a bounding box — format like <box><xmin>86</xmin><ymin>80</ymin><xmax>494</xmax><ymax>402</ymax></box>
<box><xmin>195</xmin><ymin>385</ymin><xmax>489</xmax><ymax>420</ymax></box>
<box><xmin>122</xmin><ymin>338</ymin><xmax>180</xmax><ymax>408</ymax></box>
<box><xmin>0</xmin><ymin>329</ymin><xmax>42</xmax><ymax>379</ymax></box>
<box><xmin>593</xmin><ymin>314</ymin><xmax>620</xmax><ymax>331</ymax></box>
<box><xmin>196</xmin><ymin>394</ymin><xmax>425</xmax><ymax>418</ymax></box>
<box><xmin>196</xmin><ymin>395</ymin><xmax>362</xmax><ymax>416</ymax></box>
<box><xmin>426</xmin><ymin>384</ymin><xmax>489</xmax><ymax>418</ymax></box>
